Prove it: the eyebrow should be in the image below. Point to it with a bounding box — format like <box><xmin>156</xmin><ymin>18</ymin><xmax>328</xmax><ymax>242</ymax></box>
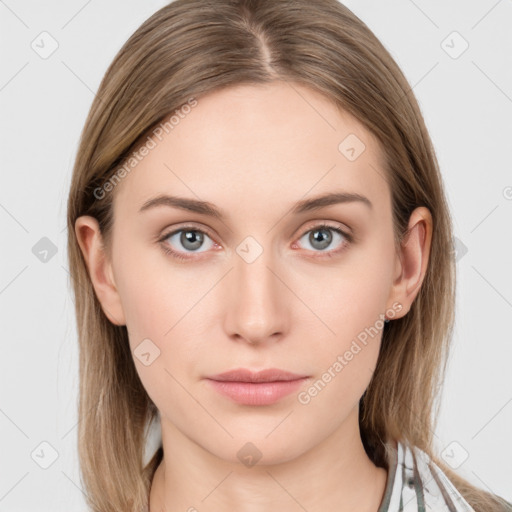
<box><xmin>138</xmin><ymin>191</ymin><xmax>373</xmax><ymax>219</ymax></box>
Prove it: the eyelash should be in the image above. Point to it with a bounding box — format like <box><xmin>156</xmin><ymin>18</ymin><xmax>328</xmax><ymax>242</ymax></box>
<box><xmin>157</xmin><ymin>223</ymin><xmax>353</xmax><ymax>262</ymax></box>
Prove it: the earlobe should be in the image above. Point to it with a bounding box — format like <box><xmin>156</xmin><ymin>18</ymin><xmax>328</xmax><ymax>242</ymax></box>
<box><xmin>74</xmin><ymin>216</ymin><xmax>126</xmax><ymax>326</ymax></box>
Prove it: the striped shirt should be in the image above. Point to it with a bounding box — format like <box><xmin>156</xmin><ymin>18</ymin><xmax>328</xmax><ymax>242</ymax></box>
<box><xmin>377</xmin><ymin>440</ymin><xmax>512</xmax><ymax>511</ymax></box>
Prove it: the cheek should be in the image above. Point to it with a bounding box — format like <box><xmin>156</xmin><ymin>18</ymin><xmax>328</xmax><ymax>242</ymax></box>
<box><xmin>113</xmin><ymin>240</ymin><xmax>204</xmax><ymax>340</ymax></box>
<box><xmin>114</xmin><ymin>252</ymin><xmax>213</xmax><ymax>382</ymax></box>
<box><xmin>296</xmin><ymin>269</ymin><xmax>388</xmax><ymax>413</ymax></box>
<box><xmin>294</xmin><ymin>250</ymin><xmax>392</xmax><ymax>388</ymax></box>
<box><xmin>116</xmin><ymin>261</ymin><xmax>208</xmax><ymax>415</ymax></box>
<box><xmin>300</xmin><ymin>253</ymin><xmax>391</xmax><ymax>338</ymax></box>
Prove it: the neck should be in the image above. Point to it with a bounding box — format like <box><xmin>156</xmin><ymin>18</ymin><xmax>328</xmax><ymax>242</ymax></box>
<box><xmin>149</xmin><ymin>406</ymin><xmax>389</xmax><ymax>512</ymax></box>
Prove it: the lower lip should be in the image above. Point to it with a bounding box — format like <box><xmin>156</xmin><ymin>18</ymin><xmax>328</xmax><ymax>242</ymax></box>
<box><xmin>206</xmin><ymin>378</ymin><xmax>309</xmax><ymax>405</ymax></box>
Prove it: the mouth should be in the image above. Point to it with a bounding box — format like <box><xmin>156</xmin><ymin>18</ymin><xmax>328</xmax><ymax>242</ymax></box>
<box><xmin>205</xmin><ymin>368</ymin><xmax>310</xmax><ymax>405</ymax></box>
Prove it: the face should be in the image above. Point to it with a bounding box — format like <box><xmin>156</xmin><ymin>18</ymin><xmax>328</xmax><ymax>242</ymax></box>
<box><xmin>95</xmin><ymin>81</ymin><xmax>406</xmax><ymax>464</ymax></box>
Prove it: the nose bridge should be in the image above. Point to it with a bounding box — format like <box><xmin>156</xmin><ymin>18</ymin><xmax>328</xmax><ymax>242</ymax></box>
<box><xmin>224</xmin><ymin>234</ymin><xmax>288</xmax><ymax>343</ymax></box>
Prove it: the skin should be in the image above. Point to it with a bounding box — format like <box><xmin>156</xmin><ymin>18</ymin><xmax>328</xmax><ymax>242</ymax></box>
<box><xmin>75</xmin><ymin>81</ymin><xmax>432</xmax><ymax>512</ymax></box>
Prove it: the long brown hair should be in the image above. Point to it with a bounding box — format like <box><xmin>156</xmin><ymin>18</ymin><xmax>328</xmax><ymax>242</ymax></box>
<box><xmin>66</xmin><ymin>1</ymin><xmax>509</xmax><ymax>510</ymax></box>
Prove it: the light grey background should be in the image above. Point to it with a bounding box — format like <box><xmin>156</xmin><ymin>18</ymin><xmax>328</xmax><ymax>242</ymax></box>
<box><xmin>1</xmin><ymin>0</ymin><xmax>511</xmax><ymax>510</ymax></box>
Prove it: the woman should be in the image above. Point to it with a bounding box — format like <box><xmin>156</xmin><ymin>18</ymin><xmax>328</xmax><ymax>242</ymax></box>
<box><xmin>66</xmin><ymin>0</ymin><xmax>511</xmax><ymax>511</ymax></box>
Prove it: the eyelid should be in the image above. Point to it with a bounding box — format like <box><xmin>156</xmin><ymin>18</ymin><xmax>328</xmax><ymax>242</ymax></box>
<box><xmin>158</xmin><ymin>222</ymin><xmax>218</xmax><ymax>243</ymax></box>
<box><xmin>297</xmin><ymin>219</ymin><xmax>352</xmax><ymax>239</ymax></box>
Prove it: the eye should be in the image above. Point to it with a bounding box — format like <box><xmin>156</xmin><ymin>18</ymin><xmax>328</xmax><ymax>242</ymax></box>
<box><xmin>294</xmin><ymin>223</ymin><xmax>352</xmax><ymax>258</ymax></box>
<box><xmin>158</xmin><ymin>226</ymin><xmax>217</xmax><ymax>261</ymax></box>
<box><xmin>158</xmin><ymin>222</ymin><xmax>353</xmax><ymax>262</ymax></box>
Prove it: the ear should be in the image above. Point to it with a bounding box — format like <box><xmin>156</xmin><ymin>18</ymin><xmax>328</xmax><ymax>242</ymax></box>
<box><xmin>74</xmin><ymin>215</ymin><xmax>126</xmax><ymax>326</ymax></box>
<box><xmin>386</xmin><ymin>206</ymin><xmax>433</xmax><ymax>319</ymax></box>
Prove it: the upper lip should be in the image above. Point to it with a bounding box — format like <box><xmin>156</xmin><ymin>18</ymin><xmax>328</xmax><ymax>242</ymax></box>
<box><xmin>207</xmin><ymin>368</ymin><xmax>308</xmax><ymax>383</ymax></box>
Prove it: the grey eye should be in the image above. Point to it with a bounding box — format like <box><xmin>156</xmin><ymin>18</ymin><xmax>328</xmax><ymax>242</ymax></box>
<box><xmin>299</xmin><ymin>227</ymin><xmax>345</xmax><ymax>252</ymax></box>
<box><xmin>165</xmin><ymin>229</ymin><xmax>214</xmax><ymax>253</ymax></box>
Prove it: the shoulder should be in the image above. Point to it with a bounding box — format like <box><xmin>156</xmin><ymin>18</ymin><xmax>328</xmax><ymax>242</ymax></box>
<box><xmin>389</xmin><ymin>441</ymin><xmax>512</xmax><ymax>512</ymax></box>
<box><xmin>380</xmin><ymin>440</ymin><xmax>475</xmax><ymax>511</ymax></box>
<box><xmin>411</xmin><ymin>442</ymin><xmax>474</xmax><ymax>510</ymax></box>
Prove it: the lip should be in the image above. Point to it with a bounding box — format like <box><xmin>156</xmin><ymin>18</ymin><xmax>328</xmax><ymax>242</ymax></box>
<box><xmin>205</xmin><ymin>368</ymin><xmax>310</xmax><ymax>405</ymax></box>
<box><xmin>208</xmin><ymin>368</ymin><xmax>307</xmax><ymax>383</ymax></box>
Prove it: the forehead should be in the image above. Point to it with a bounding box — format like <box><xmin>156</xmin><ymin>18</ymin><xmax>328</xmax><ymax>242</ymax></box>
<box><xmin>113</xmin><ymin>81</ymin><xmax>389</xmax><ymax>219</ymax></box>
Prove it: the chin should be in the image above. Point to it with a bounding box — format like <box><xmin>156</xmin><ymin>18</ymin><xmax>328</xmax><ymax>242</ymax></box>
<box><xmin>202</xmin><ymin>430</ymin><xmax>314</xmax><ymax>468</ymax></box>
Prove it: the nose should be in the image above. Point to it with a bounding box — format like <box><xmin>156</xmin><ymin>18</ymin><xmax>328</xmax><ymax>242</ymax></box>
<box><xmin>223</xmin><ymin>243</ymin><xmax>289</xmax><ymax>346</ymax></box>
